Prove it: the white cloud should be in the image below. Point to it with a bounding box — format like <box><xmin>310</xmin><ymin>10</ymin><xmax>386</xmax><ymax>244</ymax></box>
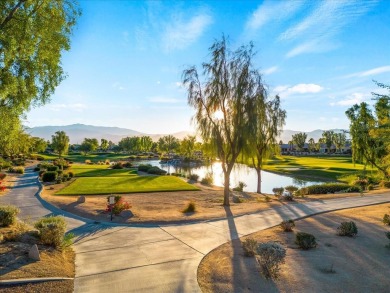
<box><xmin>289</xmin><ymin>84</ymin><xmax>323</xmax><ymax>94</ymax></box>
<box><xmin>263</xmin><ymin>66</ymin><xmax>278</xmax><ymax>75</ymax></box>
<box><xmin>246</xmin><ymin>0</ymin><xmax>304</xmax><ymax>31</ymax></box>
<box><xmin>342</xmin><ymin>65</ymin><xmax>390</xmax><ymax>78</ymax></box>
<box><xmin>274</xmin><ymin>83</ymin><xmax>324</xmax><ymax>98</ymax></box>
<box><xmin>330</xmin><ymin>92</ymin><xmax>369</xmax><ymax>106</ymax></box>
<box><xmin>49</xmin><ymin>103</ymin><xmax>87</xmax><ymax>112</ymax></box>
<box><xmin>112</xmin><ymin>82</ymin><xmax>125</xmax><ymax>91</ymax></box>
<box><xmin>163</xmin><ymin>13</ymin><xmax>212</xmax><ymax>51</ymax></box>
<box><xmin>149</xmin><ymin>96</ymin><xmax>183</xmax><ymax>104</ymax></box>
<box><xmin>281</xmin><ymin>1</ymin><xmax>377</xmax><ymax>57</ymax></box>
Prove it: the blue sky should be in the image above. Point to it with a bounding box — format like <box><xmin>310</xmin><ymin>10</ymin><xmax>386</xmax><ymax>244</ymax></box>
<box><xmin>25</xmin><ymin>0</ymin><xmax>390</xmax><ymax>134</ymax></box>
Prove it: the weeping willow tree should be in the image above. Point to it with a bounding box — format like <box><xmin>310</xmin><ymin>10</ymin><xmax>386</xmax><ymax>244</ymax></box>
<box><xmin>183</xmin><ymin>36</ymin><xmax>266</xmax><ymax>206</ymax></box>
<box><xmin>346</xmin><ymin>87</ymin><xmax>389</xmax><ymax>179</ymax></box>
<box><xmin>243</xmin><ymin>95</ymin><xmax>286</xmax><ymax>193</ymax></box>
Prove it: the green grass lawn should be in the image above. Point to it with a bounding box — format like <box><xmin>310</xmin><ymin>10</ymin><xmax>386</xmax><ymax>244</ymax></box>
<box><xmin>56</xmin><ymin>176</ymin><xmax>199</xmax><ymax>195</ymax></box>
<box><xmin>262</xmin><ymin>156</ymin><xmax>376</xmax><ymax>181</ymax></box>
<box><xmin>70</xmin><ymin>164</ymin><xmax>138</xmax><ymax>177</ymax></box>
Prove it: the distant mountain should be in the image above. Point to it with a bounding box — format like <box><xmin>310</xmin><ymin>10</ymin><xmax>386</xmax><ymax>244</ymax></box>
<box><xmin>26</xmin><ymin>123</ymin><xmax>347</xmax><ymax>144</ymax></box>
<box><xmin>26</xmin><ymin>124</ymin><xmax>194</xmax><ymax>144</ymax></box>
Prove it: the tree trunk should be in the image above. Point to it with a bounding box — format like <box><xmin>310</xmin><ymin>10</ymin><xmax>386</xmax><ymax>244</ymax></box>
<box><xmin>223</xmin><ymin>171</ymin><xmax>230</xmax><ymax>206</ymax></box>
<box><xmin>256</xmin><ymin>168</ymin><xmax>262</xmax><ymax>194</ymax></box>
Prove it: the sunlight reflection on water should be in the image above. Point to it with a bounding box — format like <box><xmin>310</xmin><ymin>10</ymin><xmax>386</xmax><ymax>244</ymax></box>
<box><xmin>135</xmin><ymin>160</ymin><xmax>323</xmax><ymax>193</ymax></box>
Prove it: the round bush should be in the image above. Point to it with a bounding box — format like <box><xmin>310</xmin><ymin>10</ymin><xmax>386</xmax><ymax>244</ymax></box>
<box><xmin>34</xmin><ymin>216</ymin><xmax>67</xmax><ymax>248</ymax></box>
<box><xmin>189</xmin><ymin>174</ymin><xmax>199</xmax><ymax>181</ymax></box>
<box><xmin>138</xmin><ymin>164</ymin><xmax>152</xmax><ymax>172</ymax></box>
<box><xmin>147</xmin><ymin>166</ymin><xmax>167</xmax><ymax>175</ymax></box>
<box><xmin>42</xmin><ymin>171</ymin><xmax>58</xmax><ymax>182</ymax></box>
<box><xmin>256</xmin><ymin>241</ymin><xmax>286</xmax><ymax>279</ymax></box>
<box><xmin>337</xmin><ymin>221</ymin><xmax>358</xmax><ymax>237</ymax></box>
<box><xmin>0</xmin><ymin>205</ymin><xmax>20</xmax><ymax>227</ymax></box>
<box><xmin>295</xmin><ymin>232</ymin><xmax>317</xmax><ymax>249</ymax></box>
<box><xmin>47</xmin><ymin>165</ymin><xmax>59</xmax><ymax>172</ymax></box>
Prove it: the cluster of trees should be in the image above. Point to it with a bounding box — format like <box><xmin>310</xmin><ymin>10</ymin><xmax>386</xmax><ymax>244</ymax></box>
<box><xmin>346</xmin><ymin>81</ymin><xmax>389</xmax><ymax>179</ymax></box>
<box><xmin>0</xmin><ymin>1</ymin><xmax>79</xmax><ymax>157</ymax></box>
<box><xmin>286</xmin><ymin>130</ymin><xmax>348</xmax><ymax>153</ymax></box>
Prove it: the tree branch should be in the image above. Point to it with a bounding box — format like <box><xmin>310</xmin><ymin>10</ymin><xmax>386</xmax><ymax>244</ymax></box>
<box><xmin>0</xmin><ymin>0</ymin><xmax>27</xmax><ymax>30</ymax></box>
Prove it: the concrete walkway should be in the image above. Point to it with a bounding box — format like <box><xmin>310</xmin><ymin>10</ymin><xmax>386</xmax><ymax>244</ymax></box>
<box><xmin>1</xmin><ymin>168</ymin><xmax>390</xmax><ymax>292</ymax></box>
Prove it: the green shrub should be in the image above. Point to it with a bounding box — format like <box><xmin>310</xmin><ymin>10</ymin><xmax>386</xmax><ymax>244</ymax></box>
<box><xmin>56</xmin><ymin>178</ymin><xmax>62</xmax><ymax>184</ymax></box>
<box><xmin>353</xmin><ymin>179</ymin><xmax>368</xmax><ymax>190</ymax></box>
<box><xmin>47</xmin><ymin>165</ymin><xmax>59</xmax><ymax>172</ymax></box>
<box><xmin>201</xmin><ymin>172</ymin><xmax>214</xmax><ymax>185</ymax></box>
<box><xmin>242</xmin><ymin>237</ymin><xmax>257</xmax><ymax>257</ymax></box>
<box><xmin>380</xmin><ymin>180</ymin><xmax>390</xmax><ymax>188</ymax></box>
<box><xmin>337</xmin><ymin>221</ymin><xmax>358</xmax><ymax>237</ymax></box>
<box><xmin>9</xmin><ymin>167</ymin><xmax>25</xmax><ymax>174</ymax></box>
<box><xmin>0</xmin><ymin>173</ymin><xmax>6</xmax><ymax>180</ymax></box>
<box><xmin>36</xmin><ymin>155</ymin><xmax>45</xmax><ymax>161</ymax></box>
<box><xmin>189</xmin><ymin>174</ymin><xmax>199</xmax><ymax>181</ymax></box>
<box><xmin>280</xmin><ymin>219</ymin><xmax>295</xmax><ymax>232</ymax></box>
<box><xmin>123</xmin><ymin>162</ymin><xmax>132</xmax><ymax>168</ymax></box>
<box><xmin>147</xmin><ymin>166</ymin><xmax>167</xmax><ymax>175</ymax></box>
<box><xmin>12</xmin><ymin>158</ymin><xmax>25</xmax><ymax>166</ymax></box>
<box><xmin>256</xmin><ymin>241</ymin><xmax>286</xmax><ymax>279</ymax></box>
<box><xmin>39</xmin><ymin>170</ymin><xmax>46</xmax><ymax>177</ymax></box>
<box><xmin>272</xmin><ymin>187</ymin><xmax>284</xmax><ymax>196</ymax></box>
<box><xmin>66</xmin><ymin>171</ymin><xmax>74</xmax><ymax>178</ymax></box>
<box><xmin>33</xmin><ymin>167</ymin><xmax>40</xmax><ymax>172</ymax></box>
<box><xmin>285</xmin><ymin>185</ymin><xmax>298</xmax><ymax>194</ymax></box>
<box><xmin>42</xmin><ymin>171</ymin><xmax>58</xmax><ymax>182</ymax></box>
<box><xmin>383</xmin><ymin>214</ymin><xmax>390</xmax><ymax>226</ymax></box>
<box><xmin>301</xmin><ymin>183</ymin><xmax>352</xmax><ymax>195</ymax></box>
<box><xmin>233</xmin><ymin>181</ymin><xmax>247</xmax><ymax>192</ymax></box>
<box><xmin>34</xmin><ymin>216</ymin><xmax>67</xmax><ymax>248</ymax></box>
<box><xmin>182</xmin><ymin>201</ymin><xmax>196</xmax><ymax>213</ymax></box>
<box><xmin>346</xmin><ymin>186</ymin><xmax>362</xmax><ymax>192</ymax></box>
<box><xmin>367</xmin><ymin>184</ymin><xmax>374</xmax><ymax>191</ymax></box>
<box><xmin>112</xmin><ymin>162</ymin><xmax>123</xmax><ymax>169</ymax></box>
<box><xmin>138</xmin><ymin>164</ymin><xmax>152</xmax><ymax>172</ymax></box>
<box><xmin>0</xmin><ymin>160</ymin><xmax>12</xmax><ymax>171</ymax></box>
<box><xmin>53</xmin><ymin>158</ymin><xmax>69</xmax><ymax>170</ymax></box>
<box><xmin>295</xmin><ymin>232</ymin><xmax>317</xmax><ymax>249</ymax></box>
<box><xmin>0</xmin><ymin>205</ymin><xmax>20</xmax><ymax>227</ymax></box>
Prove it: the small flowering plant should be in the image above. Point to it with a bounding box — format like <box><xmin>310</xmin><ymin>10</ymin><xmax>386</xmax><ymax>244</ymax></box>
<box><xmin>0</xmin><ymin>181</ymin><xmax>6</xmax><ymax>192</ymax></box>
<box><xmin>106</xmin><ymin>195</ymin><xmax>131</xmax><ymax>216</ymax></box>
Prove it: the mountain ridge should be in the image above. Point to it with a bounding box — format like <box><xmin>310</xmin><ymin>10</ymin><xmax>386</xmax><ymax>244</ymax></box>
<box><xmin>26</xmin><ymin>124</ymin><xmax>348</xmax><ymax>144</ymax></box>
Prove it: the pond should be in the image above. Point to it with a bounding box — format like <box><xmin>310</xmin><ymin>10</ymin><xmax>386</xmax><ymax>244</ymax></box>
<box><xmin>134</xmin><ymin>160</ymin><xmax>323</xmax><ymax>194</ymax></box>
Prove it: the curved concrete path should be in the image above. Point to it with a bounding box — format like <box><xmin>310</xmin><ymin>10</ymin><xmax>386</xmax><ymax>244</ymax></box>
<box><xmin>1</xmin><ymin>168</ymin><xmax>390</xmax><ymax>292</ymax></box>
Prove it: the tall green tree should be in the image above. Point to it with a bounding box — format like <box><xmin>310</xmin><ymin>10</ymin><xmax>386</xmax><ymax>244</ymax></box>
<box><xmin>158</xmin><ymin>135</ymin><xmax>179</xmax><ymax>155</ymax></box>
<box><xmin>183</xmin><ymin>37</ymin><xmax>264</xmax><ymax>206</ymax></box>
<box><xmin>80</xmin><ymin>138</ymin><xmax>99</xmax><ymax>155</ymax></box>
<box><xmin>51</xmin><ymin>131</ymin><xmax>69</xmax><ymax>158</ymax></box>
<box><xmin>0</xmin><ymin>0</ymin><xmax>80</xmax><ymax>116</ymax></box>
<box><xmin>180</xmin><ymin>135</ymin><xmax>196</xmax><ymax>159</ymax></box>
<box><xmin>347</xmin><ymin>81</ymin><xmax>389</xmax><ymax>178</ymax></box>
<box><xmin>30</xmin><ymin>137</ymin><xmax>47</xmax><ymax>153</ymax></box>
<box><xmin>332</xmin><ymin>132</ymin><xmax>347</xmax><ymax>153</ymax></box>
<box><xmin>139</xmin><ymin>136</ymin><xmax>153</xmax><ymax>152</ymax></box>
<box><xmin>308</xmin><ymin>138</ymin><xmax>316</xmax><ymax>152</ymax></box>
<box><xmin>100</xmin><ymin>139</ymin><xmax>109</xmax><ymax>151</ymax></box>
<box><xmin>245</xmin><ymin>95</ymin><xmax>286</xmax><ymax>193</ymax></box>
<box><xmin>292</xmin><ymin>132</ymin><xmax>307</xmax><ymax>151</ymax></box>
<box><xmin>322</xmin><ymin>130</ymin><xmax>334</xmax><ymax>153</ymax></box>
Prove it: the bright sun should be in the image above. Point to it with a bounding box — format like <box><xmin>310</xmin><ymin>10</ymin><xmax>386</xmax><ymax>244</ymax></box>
<box><xmin>213</xmin><ymin>110</ymin><xmax>224</xmax><ymax>120</ymax></box>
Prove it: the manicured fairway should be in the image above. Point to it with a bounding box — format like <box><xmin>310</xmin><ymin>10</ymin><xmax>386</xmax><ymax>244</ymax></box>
<box><xmin>35</xmin><ymin>153</ymin><xmax>153</xmax><ymax>163</ymax></box>
<box><xmin>71</xmin><ymin>166</ymin><xmax>138</xmax><ymax>177</ymax></box>
<box><xmin>263</xmin><ymin>156</ymin><xmax>376</xmax><ymax>181</ymax></box>
<box><xmin>56</xmin><ymin>176</ymin><xmax>199</xmax><ymax>195</ymax></box>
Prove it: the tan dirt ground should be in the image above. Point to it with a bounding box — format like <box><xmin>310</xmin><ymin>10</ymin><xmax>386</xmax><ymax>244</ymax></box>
<box><xmin>0</xmin><ymin>223</ymin><xmax>75</xmax><ymax>292</ymax></box>
<box><xmin>198</xmin><ymin>203</ymin><xmax>390</xmax><ymax>293</ymax></box>
<box><xmin>41</xmin><ymin>177</ymin><xmax>389</xmax><ymax>224</ymax></box>
<box><xmin>0</xmin><ymin>173</ymin><xmax>18</xmax><ymax>197</ymax></box>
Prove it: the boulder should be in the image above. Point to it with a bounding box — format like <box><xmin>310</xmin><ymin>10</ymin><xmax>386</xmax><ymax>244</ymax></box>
<box><xmin>29</xmin><ymin>244</ymin><xmax>40</xmax><ymax>261</ymax></box>
<box><xmin>77</xmin><ymin>196</ymin><xmax>86</xmax><ymax>203</ymax></box>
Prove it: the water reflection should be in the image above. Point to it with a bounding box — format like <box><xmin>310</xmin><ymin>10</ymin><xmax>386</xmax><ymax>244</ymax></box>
<box><xmin>135</xmin><ymin>160</ymin><xmax>323</xmax><ymax>194</ymax></box>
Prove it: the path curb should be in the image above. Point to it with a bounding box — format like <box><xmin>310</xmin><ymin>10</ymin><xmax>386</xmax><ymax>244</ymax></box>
<box><xmin>0</xmin><ymin>277</ymin><xmax>74</xmax><ymax>286</ymax></box>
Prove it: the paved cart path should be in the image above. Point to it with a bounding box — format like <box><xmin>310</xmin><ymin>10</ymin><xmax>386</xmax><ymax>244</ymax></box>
<box><xmin>1</xmin><ymin>168</ymin><xmax>389</xmax><ymax>292</ymax></box>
